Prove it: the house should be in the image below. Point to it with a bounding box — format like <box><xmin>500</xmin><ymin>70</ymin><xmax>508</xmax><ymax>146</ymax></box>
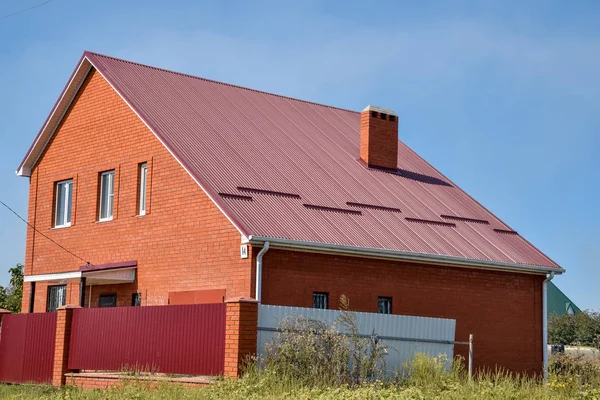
<box><xmin>17</xmin><ymin>51</ymin><xmax>564</xmax><ymax>375</ymax></box>
<box><xmin>548</xmin><ymin>281</ymin><xmax>581</xmax><ymax>316</ymax></box>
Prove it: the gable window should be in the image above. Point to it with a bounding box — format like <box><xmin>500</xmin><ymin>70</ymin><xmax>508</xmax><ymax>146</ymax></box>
<box><xmin>54</xmin><ymin>180</ymin><xmax>73</xmax><ymax>227</ymax></box>
<box><xmin>378</xmin><ymin>297</ymin><xmax>392</xmax><ymax>314</ymax></box>
<box><xmin>99</xmin><ymin>294</ymin><xmax>117</xmax><ymax>308</ymax></box>
<box><xmin>313</xmin><ymin>292</ymin><xmax>328</xmax><ymax>309</ymax></box>
<box><xmin>138</xmin><ymin>163</ymin><xmax>147</xmax><ymax>216</ymax></box>
<box><xmin>47</xmin><ymin>285</ymin><xmax>66</xmax><ymax>312</ymax></box>
<box><xmin>99</xmin><ymin>170</ymin><xmax>115</xmax><ymax>221</ymax></box>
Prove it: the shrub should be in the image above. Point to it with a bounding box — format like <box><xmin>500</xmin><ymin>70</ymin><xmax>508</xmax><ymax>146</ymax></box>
<box><xmin>258</xmin><ymin>295</ymin><xmax>386</xmax><ymax>388</ymax></box>
<box><xmin>549</xmin><ymin>311</ymin><xmax>600</xmax><ymax>349</ymax></box>
<box><xmin>549</xmin><ymin>353</ymin><xmax>600</xmax><ymax>392</ymax></box>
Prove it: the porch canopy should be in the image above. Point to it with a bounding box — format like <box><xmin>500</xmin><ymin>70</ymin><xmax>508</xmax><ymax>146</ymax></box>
<box><xmin>24</xmin><ymin>260</ymin><xmax>137</xmax><ymax>285</ymax></box>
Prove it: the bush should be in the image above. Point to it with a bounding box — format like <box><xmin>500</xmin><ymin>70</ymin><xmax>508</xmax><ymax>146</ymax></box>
<box><xmin>549</xmin><ymin>353</ymin><xmax>600</xmax><ymax>393</ymax></box>
<box><xmin>549</xmin><ymin>311</ymin><xmax>600</xmax><ymax>349</ymax></box>
<box><xmin>257</xmin><ymin>295</ymin><xmax>386</xmax><ymax>388</ymax></box>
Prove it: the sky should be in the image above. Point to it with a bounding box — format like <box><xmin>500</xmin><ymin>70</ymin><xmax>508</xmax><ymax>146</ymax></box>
<box><xmin>0</xmin><ymin>0</ymin><xmax>598</xmax><ymax>309</ymax></box>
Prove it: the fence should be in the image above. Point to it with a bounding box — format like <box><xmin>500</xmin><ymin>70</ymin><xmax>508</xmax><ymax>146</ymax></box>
<box><xmin>257</xmin><ymin>304</ymin><xmax>456</xmax><ymax>375</ymax></box>
<box><xmin>68</xmin><ymin>303</ymin><xmax>226</xmax><ymax>376</ymax></box>
<box><xmin>0</xmin><ymin>313</ymin><xmax>57</xmax><ymax>384</ymax></box>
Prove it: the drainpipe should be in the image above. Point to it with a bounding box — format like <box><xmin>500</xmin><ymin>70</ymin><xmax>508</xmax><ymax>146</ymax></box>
<box><xmin>543</xmin><ymin>272</ymin><xmax>555</xmax><ymax>382</ymax></box>
<box><xmin>255</xmin><ymin>241</ymin><xmax>270</xmax><ymax>302</ymax></box>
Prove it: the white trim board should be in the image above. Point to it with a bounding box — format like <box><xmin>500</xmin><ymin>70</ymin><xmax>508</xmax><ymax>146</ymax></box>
<box><xmin>24</xmin><ymin>271</ymin><xmax>82</xmax><ymax>283</ymax></box>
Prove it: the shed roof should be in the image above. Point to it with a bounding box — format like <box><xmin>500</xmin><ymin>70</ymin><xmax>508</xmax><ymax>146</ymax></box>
<box><xmin>18</xmin><ymin>52</ymin><xmax>562</xmax><ymax>273</ymax></box>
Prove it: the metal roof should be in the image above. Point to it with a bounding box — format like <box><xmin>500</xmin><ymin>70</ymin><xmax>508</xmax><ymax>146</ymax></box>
<box><xmin>19</xmin><ymin>52</ymin><xmax>562</xmax><ymax>271</ymax></box>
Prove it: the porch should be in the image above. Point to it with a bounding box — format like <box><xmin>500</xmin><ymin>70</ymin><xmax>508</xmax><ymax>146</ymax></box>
<box><xmin>23</xmin><ymin>261</ymin><xmax>137</xmax><ymax>312</ymax></box>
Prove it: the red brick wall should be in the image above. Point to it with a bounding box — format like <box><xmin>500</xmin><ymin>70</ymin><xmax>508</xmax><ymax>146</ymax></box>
<box><xmin>22</xmin><ymin>69</ymin><xmax>253</xmax><ymax>312</ymax></box>
<box><xmin>260</xmin><ymin>249</ymin><xmax>544</xmax><ymax>375</ymax></box>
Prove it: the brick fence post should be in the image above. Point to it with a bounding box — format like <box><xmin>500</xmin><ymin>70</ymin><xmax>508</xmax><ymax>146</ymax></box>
<box><xmin>52</xmin><ymin>304</ymin><xmax>80</xmax><ymax>387</ymax></box>
<box><xmin>224</xmin><ymin>296</ymin><xmax>258</xmax><ymax>377</ymax></box>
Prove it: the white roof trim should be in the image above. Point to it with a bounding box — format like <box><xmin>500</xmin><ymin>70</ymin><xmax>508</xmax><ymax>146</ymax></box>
<box><xmin>24</xmin><ymin>271</ymin><xmax>82</xmax><ymax>282</ymax></box>
<box><xmin>17</xmin><ymin>57</ymin><xmax>92</xmax><ymax>177</ymax></box>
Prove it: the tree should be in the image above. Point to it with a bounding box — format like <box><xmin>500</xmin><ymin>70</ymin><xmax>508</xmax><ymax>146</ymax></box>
<box><xmin>549</xmin><ymin>310</ymin><xmax>600</xmax><ymax>349</ymax></box>
<box><xmin>0</xmin><ymin>264</ymin><xmax>24</xmax><ymax>313</ymax></box>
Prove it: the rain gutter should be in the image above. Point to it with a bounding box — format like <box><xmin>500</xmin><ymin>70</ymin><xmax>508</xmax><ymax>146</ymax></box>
<box><xmin>247</xmin><ymin>236</ymin><xmax>565</xmax><ymax>276</ymax></box>
<box><xmin>543</xmin><ymin>272</ymin><xmax>555</xmax><ymax>382</ymax></box>
<box><xmin>255</xmin><ymin>241</ymin><xmax>270</xmax><ymax>302</ymax></box>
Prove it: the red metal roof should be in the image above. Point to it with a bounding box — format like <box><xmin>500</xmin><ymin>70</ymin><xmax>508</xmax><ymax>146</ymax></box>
<box><xmin>36</xmin><ymin>52</ymin><xmax>563</xmax><ymax>270</ymax></box>
<box><xmin>79</xmin><ymin>260</ymin><xmax>137</xmax><ymax>272</ymax></box>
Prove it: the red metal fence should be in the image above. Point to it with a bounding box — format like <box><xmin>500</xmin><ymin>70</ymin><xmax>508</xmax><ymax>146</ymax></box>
<box><xmin>0</xmin><ymin>313</ymin><xmax>57</xmax><ymax>384</ymax></box>
<box><xmin>68</xmin><ymin>303</ymin><xmax>226</xmax><ymax>375</ymax></box>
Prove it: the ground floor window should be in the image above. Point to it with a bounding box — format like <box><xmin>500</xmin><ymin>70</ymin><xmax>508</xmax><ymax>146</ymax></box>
<box><xmin>312</xmin><ymin>292</ymin><xmax>328</xmax><ymax>309</ymax></box>
<box><xmin>378</xmin><ymin>297</ymin><xmax>392</xmax><ymax>314</ymax></box>
<box><xmin>46</xmin><ymin>285</ymin><xmax>66</xmax><ymax>312</ymax></box>
<box><xmin>99</xmin><ymin>294</ymin><xmax>117</xmax><ymax>308</ymax></box>
<box><xmin>131</xmin><ymin>293</ymin><xmax>142</xmax><ymax>306</ymax></box>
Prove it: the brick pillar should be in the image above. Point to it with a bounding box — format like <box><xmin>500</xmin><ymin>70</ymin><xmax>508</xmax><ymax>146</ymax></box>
<box><xmin>224</xmin><ymin>296</ymin><xmax>258</xmax><ymax>377</ymax></box>
<box><xmin>52</xmin><ymin>304</ymin><xmax>80</xmax><ymax>387</ymax></box>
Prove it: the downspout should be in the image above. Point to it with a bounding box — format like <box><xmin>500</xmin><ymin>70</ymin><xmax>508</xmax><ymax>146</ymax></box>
<box><xmin>255</xmin><ymin>241</ymin><xmax>270</xmax><ymax>302</ymax></box>
<box><xmin>543</xmin><ymin>272</ymin><xmax>555</xmax><ymax>382</ymax></box>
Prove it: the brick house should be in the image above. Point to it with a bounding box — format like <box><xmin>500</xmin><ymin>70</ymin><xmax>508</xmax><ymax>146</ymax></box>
<box><xmin>17</xmin><ymin>52</ymin><xmax>564</xmax><ymax>375</ymax></box>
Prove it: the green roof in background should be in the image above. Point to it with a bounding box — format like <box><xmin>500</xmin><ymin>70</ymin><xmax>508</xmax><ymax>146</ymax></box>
<box><xmin>548</xmin><ymin>281</ymin><xmax>581</xmax><ymax>316</ymax></box>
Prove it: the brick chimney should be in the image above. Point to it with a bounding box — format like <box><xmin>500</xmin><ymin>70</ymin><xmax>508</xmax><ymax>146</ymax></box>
<box><xmin>360</xmin><ymin>105</ymin><xmax>398</xmax><ymax>170</ymax></box>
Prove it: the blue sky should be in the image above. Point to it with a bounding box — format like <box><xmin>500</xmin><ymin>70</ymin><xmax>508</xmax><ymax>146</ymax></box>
<box><xmin>0</xmin><ymin>1</ymin><xmax>598</xmax><ymax>308</ymax></box>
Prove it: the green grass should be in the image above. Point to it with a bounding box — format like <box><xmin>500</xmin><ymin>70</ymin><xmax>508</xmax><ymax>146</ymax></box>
<box><xmin>1</xmin><ymin>354</ymin><xmax>599</xmax><ymax>400</ymax></box>
<box><xmin>0</xmin><ymin>379</ymin><xmax>594</xmax><ymax>400</ymax></box>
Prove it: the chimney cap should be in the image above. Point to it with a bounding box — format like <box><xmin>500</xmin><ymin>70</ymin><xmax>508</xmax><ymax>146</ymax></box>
<box><xmin>363</xmin><ymin>105</ymin><xmax>397</xmax><ymax>117</ymax></box>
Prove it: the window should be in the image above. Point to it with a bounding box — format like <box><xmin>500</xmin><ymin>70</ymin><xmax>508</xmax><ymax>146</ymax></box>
<box><xmin>138</xmin><ymin>163</ymin><xmax>147</xmax><ymax>215</ymax></box>
<box><xmin>131</xmin><ymin>293</ymin><xmax>142</xmax><ymax>307</ymax></box>
<box><xmin>312</xmin><ymin>292</ymin><xmax>328</xmax><ymax>309</ymax></box>
<box><xmin>47</xmin><ymin>285</ymin><xmax>66</xmax><ymax>312</ymax></box>
<box><xmin>99</xmin><ymin>170</ymin><xmax>115</xmax><ymax>221</ymax></box>
<box><xmin>54</xmin><ymin>180</ymin><xmax>73</xmax><ymax>227</ymax></box>
<box><xmin>378</xmin><ymin>297</ymin><xmax>392</xmax><ymax>314</ymax></box>
<box><xmin>99</xmin><ymin>294</ymin><xmax>117</xmax><ymax>308</ymax></box>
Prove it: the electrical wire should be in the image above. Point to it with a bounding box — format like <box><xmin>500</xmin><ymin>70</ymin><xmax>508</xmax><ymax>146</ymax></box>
<box><xmin>0</xmin><ymin>0</ymin><xmax>54</xmax><ymax>20</ymax></box>
<box><xmin>0</xmin><ymin>199</ymin><xmax>91</xmax><ymax>265</ymax></box>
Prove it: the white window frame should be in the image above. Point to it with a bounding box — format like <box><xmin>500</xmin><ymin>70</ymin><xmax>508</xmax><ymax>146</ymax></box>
<box><xmin>54</xmin><ymin>179</ymin><xmax>73</xmax><ymax>228</ymax></box>
<box><xmin>139</xmin><ymin>163</ymin><xmax>147</xmax><ymax>216</ymax></box>
<box><xmin>99</xmin><ymin>170</ymin><xmax>115</xmax><ymax>222</ymax></box>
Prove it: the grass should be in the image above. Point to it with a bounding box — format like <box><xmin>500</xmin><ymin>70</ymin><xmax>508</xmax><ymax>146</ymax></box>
<box><xmin>1</xmin><ymin>354</ymin><xmax>600</xmax><ymax>400</ymax></box>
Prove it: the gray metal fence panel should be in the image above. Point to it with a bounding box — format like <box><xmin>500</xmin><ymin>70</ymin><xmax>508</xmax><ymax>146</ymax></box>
<box><xmin>257</xmin><ymin>305</ymin><xmax>456</xmax><ymax>375</ymax></box>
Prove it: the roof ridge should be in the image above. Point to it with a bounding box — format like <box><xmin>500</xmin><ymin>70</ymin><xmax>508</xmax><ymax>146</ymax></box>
<box><xmin>84</xmin><ymin>51</ymin><xmax>359</xmax><ymax>115</ymax></box>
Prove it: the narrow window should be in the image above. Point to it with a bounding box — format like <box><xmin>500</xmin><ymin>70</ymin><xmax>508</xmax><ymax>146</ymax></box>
<box><xmin>54</xmin><ymin>180</ymin><xmax>73</xmax><ymax>227</ymax></box>
<box><xmin>378</xmin><ymin>297</ymin><xmax>392</xmax><ymax>314</ymax></box>
<box><xmin>131</xmin><ymin>293</ymin><xmax>142</xmax><ymax>307</ymax></box>
<box><xmin>46</xmin><ymin>285</ymin><xmax>67</xmax><ymax>312</ymax></box>
<box><xmin>138</xmin><ymin>163</ymin><xmax>147</xmax><ymax>216</ymax></box>
<box><xmin>99</xmin><ymin>170</ymin><xmax>115</xmax><ymax>221</ymax></box>
<box><xmin>99</xmin><ymin>294</ymin><xmax>117</xmax><ymax>308</ymax></box>
<box><xmin>312</xmin><ymin>292</ymin><xmax>328</xmax><ymax>309</ymax></box>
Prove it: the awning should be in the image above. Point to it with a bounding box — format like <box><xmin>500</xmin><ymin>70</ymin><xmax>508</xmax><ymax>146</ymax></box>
<box><xmin>24</xmin><ymin>260</ymin><xmax>137</xmax><ymax>285</ymax></box>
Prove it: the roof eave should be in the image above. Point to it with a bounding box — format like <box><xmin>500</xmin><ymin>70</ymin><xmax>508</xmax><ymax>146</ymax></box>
<box><xmin>17</xmin><ymin>54</ymin><xmax>92</xmax><ymax>177</ymax></box>
<box><xmin>247</xmin><ymin>235</ymin><xmax>565</xmax><ymax>275</ymax></box>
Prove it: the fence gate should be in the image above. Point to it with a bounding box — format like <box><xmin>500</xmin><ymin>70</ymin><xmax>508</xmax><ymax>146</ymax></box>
<box><xmin>0</xmin><ymin>313</ymin><xmax>57</xmax><ymax>384</ymax></box>
<box><xmin>257</xmin><ymin>305</ymin><xmax>456</xmax><ymax>375</ymax></box>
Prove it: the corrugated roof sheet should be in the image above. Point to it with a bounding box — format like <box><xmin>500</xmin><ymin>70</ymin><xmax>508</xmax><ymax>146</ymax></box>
<box><xmin>81</xmin><ymin>52</ymin><xmax>559</xmax><ymax>269</ymax></box>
